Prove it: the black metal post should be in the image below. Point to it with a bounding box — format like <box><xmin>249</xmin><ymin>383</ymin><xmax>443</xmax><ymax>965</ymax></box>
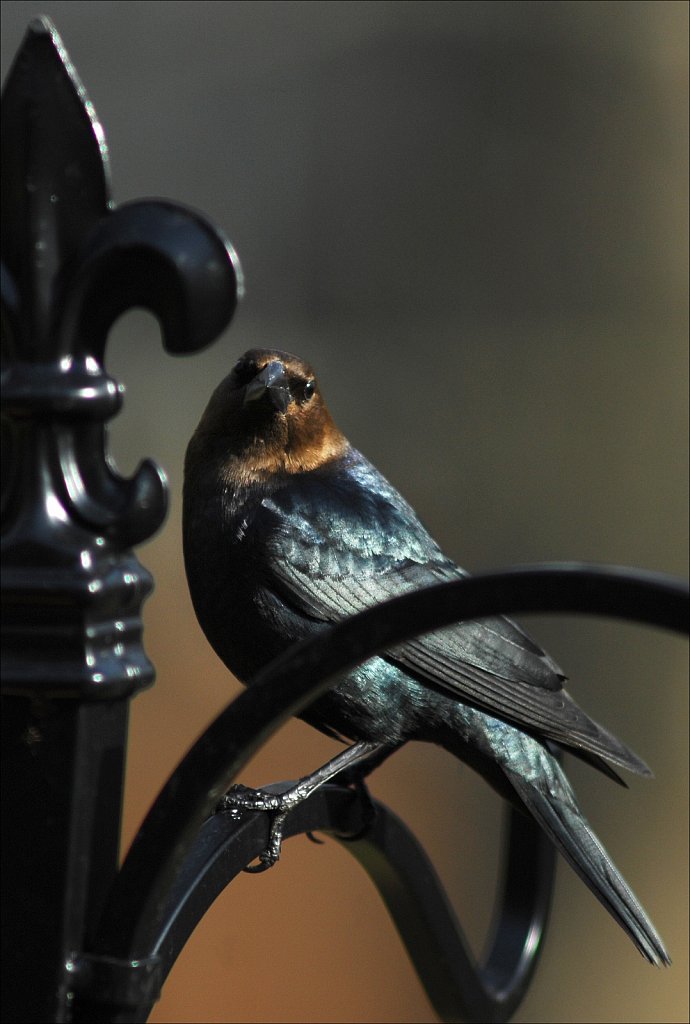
<box><xmin>1</xmin><ymin>18</ymin><xmax>240</xmax><ymax>1023</ymax></box>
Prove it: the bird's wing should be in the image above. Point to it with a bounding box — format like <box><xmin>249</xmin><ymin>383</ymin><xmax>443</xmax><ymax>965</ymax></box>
<box><xmin>256</xmin><ymin>459</ymin><xmax>649</xmax><ymax>775</ymax></box>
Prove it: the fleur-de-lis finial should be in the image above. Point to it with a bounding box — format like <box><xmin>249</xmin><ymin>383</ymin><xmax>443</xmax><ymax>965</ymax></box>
<box><xmin>1</xmin><ymin>17</ymin><xmax>242</xmax><ymax>697</ymax></box>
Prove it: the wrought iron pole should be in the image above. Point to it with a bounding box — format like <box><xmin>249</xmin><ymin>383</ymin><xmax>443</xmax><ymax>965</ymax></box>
<box><xmin>1</xmin><ymin>18</ymin><xmax>241</xmax><ymax>1022</ymax></box>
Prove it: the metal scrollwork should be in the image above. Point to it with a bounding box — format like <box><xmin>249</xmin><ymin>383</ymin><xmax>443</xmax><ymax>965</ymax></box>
<box><xmin>1</xmin><ymin>17</ymin><xmax>242</xmax><ymax>697</ymax></box>
<box><xmin>1</xmin><ymin>20</ymin><xmax>241</xmax><ymax>1024</ymax></box>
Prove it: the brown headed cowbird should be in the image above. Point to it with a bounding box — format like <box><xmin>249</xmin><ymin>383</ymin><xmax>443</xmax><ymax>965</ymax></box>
<box><xmin>183</xmin><ymin>348</ymin><xmax>669</xmax><ymax>965</ymax></box>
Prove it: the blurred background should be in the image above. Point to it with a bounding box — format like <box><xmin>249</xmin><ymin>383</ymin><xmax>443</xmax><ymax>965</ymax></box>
<box><xmin>2</xmin><ymin>2</ymin><xmax>687</xmax><ymax>1021</ymax></box>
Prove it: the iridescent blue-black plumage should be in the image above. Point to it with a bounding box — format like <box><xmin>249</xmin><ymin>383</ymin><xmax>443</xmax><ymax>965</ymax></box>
<box><xmin>183</xmin><ymin>348</ymin><xmax>669</xmax><ymax>965</ymax></box>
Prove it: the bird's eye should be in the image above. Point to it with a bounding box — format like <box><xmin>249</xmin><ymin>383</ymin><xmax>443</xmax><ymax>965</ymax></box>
<box><xmin>303</xmin><ymin>379</ymin><xmax>316</xmax><ymax>402</ymax></box>
<box><xmin>232</xmin><ymin>358</ymin><xmax>255</xmax><ymax>387</ymax></box>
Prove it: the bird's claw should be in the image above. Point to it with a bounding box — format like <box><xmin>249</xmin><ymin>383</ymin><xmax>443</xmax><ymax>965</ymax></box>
<box><xmin>217</xmin><ymin>786</ymin><xmax>289</xmax><ymax>872</ymax></box>
<box><xmin>305</xmin><ymin>781</ymin><xmax>376</xmax><ymax>847</ymax></box>
<box><xmin>217</xmin><ymin>745</ymin><xmax>384</xmax><ymax>871</ymax></box>
<box><xmin>219</xmin><ymin>783</ymin><xmax>285</xmax><ymax>813</ymax></box>
<box><xmin>242</xmin><ymin>811</ymin><xmax>288</xmax><ymax>872</ymax></box>
<box><xmin>336</xmin><ymin>779</ymin><xmax>377</xmax><ymax>843</ymax></box>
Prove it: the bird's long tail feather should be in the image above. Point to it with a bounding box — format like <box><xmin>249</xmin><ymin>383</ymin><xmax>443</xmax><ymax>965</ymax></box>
<box><xmin>505</xmin><ymin>767</ymin><xmax>670</xmax><ymax>966</ymax></box>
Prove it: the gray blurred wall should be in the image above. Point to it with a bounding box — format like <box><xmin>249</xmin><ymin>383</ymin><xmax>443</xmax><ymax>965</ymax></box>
<box><xmin>2</xmin><ymin>3</ymin><xmax>687</xmax><ymax>1022</ymax></box>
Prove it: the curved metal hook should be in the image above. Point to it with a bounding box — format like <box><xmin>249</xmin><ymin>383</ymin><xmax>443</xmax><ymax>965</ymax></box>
<box><xmin>71</xmin><ymin>787</ymin><xmax>552</xmax><ymax>1023</ymax></box>
<box><xmin>87</xmin><ymin>564</ymin><xmax>688</xmax><ymax>1013</ymax></box>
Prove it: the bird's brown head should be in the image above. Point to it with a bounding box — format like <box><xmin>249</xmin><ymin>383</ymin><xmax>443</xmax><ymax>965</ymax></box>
<box><xmin>188</xmin><ymin>349</ymin><xmax>348</xmax><ymax>485</ymax></box>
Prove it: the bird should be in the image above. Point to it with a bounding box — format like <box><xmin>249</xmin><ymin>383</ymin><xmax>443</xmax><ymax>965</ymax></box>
<box><xmin>182</xmin><ymin>347</ymin><xmax>669</xmax><ymax>966</ymax></box>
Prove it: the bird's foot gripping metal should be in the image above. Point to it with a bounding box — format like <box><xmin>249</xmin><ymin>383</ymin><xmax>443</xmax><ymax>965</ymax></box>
<box><xmin>216</xmin><ymin>739</ymin><xmax>387</xmax><ymax>871</ymax></box>
<box><xmin>217</xmin><ymin>785</ymin><xmax>290</xmax><ymax>872</ymax></box>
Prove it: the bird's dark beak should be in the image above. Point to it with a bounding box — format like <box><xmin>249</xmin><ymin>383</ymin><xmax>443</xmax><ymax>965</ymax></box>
<box><xmin>243</xmin><ymin>361</ymin><xmax>291</xmax><ymax>413</ymax></box>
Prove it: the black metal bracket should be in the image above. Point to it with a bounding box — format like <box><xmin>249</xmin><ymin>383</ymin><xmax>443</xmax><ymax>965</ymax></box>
<box><xmin>79</xmin><ymin>564</ymin><xmax>688</xmax><ymax>1024</ymax></box>
<box><xmin>65</xmin><ymin>954</ymin><xmax>163</xmax><ymax>1014</ymax></box>
<box><xmin>68</xmin><ymin>780</ymin><xmax>555</xmax><ymax>1024</ymax></box>
<box><xmin>1</xmin><ymin>17</ymin><xmax>687</xmax><ymax>1024</ymax></box>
